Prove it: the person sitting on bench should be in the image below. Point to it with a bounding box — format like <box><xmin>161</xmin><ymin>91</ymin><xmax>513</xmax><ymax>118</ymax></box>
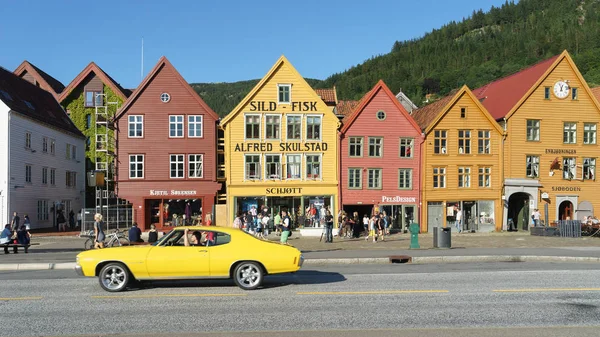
<box><xmin>1</xmin><ymin>224</ymin><xmax>12</xmax><ymax>254</ymax></box>
<box><xmin>128</xmin><ymin>223</ymin><xmax>144</xmax><ymax>243</ymax></box>
<box><xmin>15</xmin><ymin>225</ymin><xmax>31</xmax><ymax>253</ymax></box>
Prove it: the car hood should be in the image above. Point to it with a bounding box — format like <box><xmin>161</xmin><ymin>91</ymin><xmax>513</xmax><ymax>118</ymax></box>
<box><xmin>77</xmin><ymin>245</ymin><xmax>152</xmax><ymax>260</ymax></box>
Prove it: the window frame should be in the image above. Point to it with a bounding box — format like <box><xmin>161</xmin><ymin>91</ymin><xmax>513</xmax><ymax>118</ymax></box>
<box><xmin>399</xmin><ymin>138</ymin><xmax>414</xmax><ymax>158</ymax></box>
<box><xmin>244</xmin><ymin>154</ymin><xmax>262</xmax><ymax>180</ymax></box>
<box><xmin>376</xmin><ymin>110</ymin><xmax>386</xmax><ymax>120</ymax></box>
<box><xmin>305</xmin><ymin>154</ymin><xmax>322</xmax><ymax>180</ymax></box>
<box><xmin>458</xmin><ymin>130</ymin><xmax>471</xmax><ymax>154</ymax></box>
<box><xmin>477</xmin><ymin>130</ymin><xmax>491</xmax><ymax>154</ymax></box>
<box><xmin>169</xmin><ymin>154</ymin><xmax>185</xmax><ymax>179</ymax></box>
<box><xmin>169</xmin><ymin>115</ymin><xmax>184</xmax><ymax>138</ymax></box>
<box><xmin>25</xmin><ymin>164</ymin><xmax>32</xmax><ymax>183</ymax></box>
<box><xmin>563</xmin><ymin>122</ymin><xmax>577</xmax><ymax>144</ymax></box>
<box><xmin>264</xmin><ymin>154</ymin><xmax>282</xmax><ymax>180</ymax></box>
<box><xmin>286</xmin><ymin>154</ymin><xmax>302</xmax><ymax>180</ymax></box>
<box><xmin>85</xmin><ymin>90</ymin><xmax>103</xmax><ymax>107</ymax></box>
<box><xmin>478</xmin><ymin>166</ymin><xmax>491</xmax><ymax>188</ymax></box>
<box><xmin>25</xmin><ymin>132</ymin><xmax>31</xmax><ymax>149</ymax></box>
<box><xmin>544</xmin><ymin>87</ymin><xmax>550</xmax><ymax>100</ymax></box>
<box><xmin>244</xmin><ymin>114</ymin><xmax>261</xmax><ymax>140</ymax></box>
<box><xmin>368</xmin><ymin>137</ymin><xmax>383</xmax><ymax>158</ymax></box>
<box><xmin>264</xmin><ymin>114</ymin><xmax>281</xmax><ymax>140</ymax></box>
<box><xmin>188</xmin><ymin>154</ymin><xmax>204</xmax><ymax>179</ymax></box>
<box><xmin>286</xmin><ymin>115</ymin><xmax>302</xmax><ymax>140</ymax></box>
<box><xmin>572</xmin><ymin>87</ymin><xmax>578</xmax><ymax>100</ymax></box>
<box><xmin>348</xmin><ymin>168</ymin><xmax>362</xmax><ymax>189</ymax></box>
<box><xmin>562</xmin><ymin>157</ymin><xmax>576</xmax><ymax>180</ymax></box>
<box><xmin>583</xmin><ymin>123</ymin><xmax>597</xmax><ymax>145</ymax></box>
<box><xmin>306</xmin><ymin>115</ymin><xmax>322</xmax><ymax>141</ymax></box>
<box><xmin>50</xmin><ymin>139</ymin><xmax>55</xmax><ymax>155</ymax></box>
<box><xmin>433</xmin><ymin>167</ymin><xmax>446</xmax><ymax>188</ymax></box>
<box><xmin>188</xmin><ymin>115</ymin><xmax>203</xmax><ymax>138</ymax></box>
<box><xmin>458</xmin><ymin>167</ymin><xmax>471</xmax><ymax>188</ymax></box>
<box><xmin>42</xmin><ymin>137</ymin><xmax>48</xmax><ymax>153</ymax></box>
<box><xmin>433</xmin><ymin>130</ymin><xmax>447</xmax><ymax>154</ymax></box>
<box><xmin>583</xmin><ymin>158</ymin><xmax>596</xmax><ymax>181</ymax></box>
<box><xmin>128</xmin><ymin>115</ymin><xmax>144</xmax><ymax>138</ymax></box>
<box><xmin>526</xmin><ymin>155</ymin><xmax>540</xmax><ymax>178</ymax></box>
<box><xmin>398</xmin><ymin>168</ymin><xmax>412</xmax><ymax>190</ymax></box>
<box><xmin>349</xmin><ymin>137</ymin><xmax>364</xmax><ymax>157</ymax></box>
<box><xmin>129</xmin><ymin>154</ymin><xmax>145</xmax><ymax>179</ymax></box>
<box><xmin>42</xmin><ymin>167</ymin><xmax>48</xmax><ymax>185</ymax></box>
<box><xmin>50</xmin><ymin>168</ymin><xmax>56</xmax><ymax>186</ymax></box>
<box><xmin>460</xmin><ymin>107</ymin><xmax>466</xmax><ymax>118</ymax></box>
<box><xmin>526</xmin><ymin>119</ymin><xmax>540</xmax><ymax>142</ymax></box>
<box><xmin>277</xmin><ymin>84</ymin><xmax>291</xmax><ymax>104</ymax></box>
<box><xmin>367</xmin><ymin>168</ymin><xmax>383</xmax><ymax>190</ymax></box>
<box><xmin>37</xmin><ymin>199</ymin><xmax>49</xmax><ymax>221</ymax></box>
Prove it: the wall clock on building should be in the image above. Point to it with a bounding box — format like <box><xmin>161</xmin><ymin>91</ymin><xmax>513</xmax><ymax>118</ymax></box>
<box><xmin>553</xmin><ymin>80</ymin><xmax>570</xmax><ymax>99</ymax></box>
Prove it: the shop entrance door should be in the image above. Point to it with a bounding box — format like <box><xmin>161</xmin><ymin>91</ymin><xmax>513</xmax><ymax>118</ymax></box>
<box><xmin>427</xmin><ymin>202</ymin><xmax>443</xmax><ymax>232</ymax></box>
<box><xmin>508</xmin><ymin>193</ymin><xmax>530</xmax><ymax>231</ymax></box>
<box><xmin>463</xmin><ymin>201</ymin><xmax>477</xmax><ymax>232</ymax></box>
<box><xmin>269</xmin><ymin>197</ymin><xmax>301</xmax><ymax>227</ymax></box>
<box><xmin>559</xmin><ymin>201</ymin><xmax>573</xmax><ymax>220</ymax></box>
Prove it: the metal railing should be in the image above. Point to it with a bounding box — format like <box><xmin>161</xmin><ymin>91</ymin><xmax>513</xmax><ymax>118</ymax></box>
<box><xmin>80</xmin><ymin>206</ymin><xmax>133</xmax><ymax>234</ymax></box>
<box><xmin>557</xmin><ymin>220</ymin><xmax>582</xmax><ymax>238</ymax></box>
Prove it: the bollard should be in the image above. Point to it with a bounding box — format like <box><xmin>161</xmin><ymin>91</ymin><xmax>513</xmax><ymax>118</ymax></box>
<box><xmin>409</xmin><ymin>223</ymin><xmax>420</xmax><ymax>249</ymax></box>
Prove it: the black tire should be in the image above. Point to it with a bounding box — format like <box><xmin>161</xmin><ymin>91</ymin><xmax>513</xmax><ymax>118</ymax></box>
<box><xmin>233</xmin><ymin>262</ymin><xmax>263</xmax><ymax>290</ymax></box>
<box><xmin>84</xmin><ymin>238</ymin><xmax>95</xmax><ymax>250</ymax></box>
<box><xmin>98</xmin><ymin>262</ymin><xmax>130</xmax><ymax>292</ymax></box>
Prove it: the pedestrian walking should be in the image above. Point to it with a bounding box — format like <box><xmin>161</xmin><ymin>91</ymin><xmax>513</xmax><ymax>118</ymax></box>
<box><xmin>93</xmin><ymin>213</ymin><xmax>105</xmax><ymax>249</ymax></box>
<box><xmin>324</xmin><ymin>210</ymin><xmax>334</xmax><ymax>243</ymax></box>
<box><xmin>455</xmin><ymin>207</ymin><xmax>463</xmax><ymax>233</ymax></box>
<box><xmin>23</xmin><ymin>214</ymin><xmax>31</xmax><ymax>231</ymax></box>
<box><xmin>57</xmin><ymin>211</ymin><xmax>67</xmax><ymax>232</ymax></box>
<box><xmin>11</xmin><ymin>212</ymin><xmax>20</xmax><ymax>232</ymax></box>
<box><xmin>532</xmin><ymin>209</ymin><xmax>541</xmax><ymax>227</ymax></box>
<box><xmin>280</xmin><ymin>210</ymin><xmax>291</xmax><ymax>245</ymax></box>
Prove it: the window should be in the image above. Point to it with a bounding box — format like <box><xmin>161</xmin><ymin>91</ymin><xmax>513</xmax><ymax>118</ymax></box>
<box><xmin>563</xmin><ymin>122</ymin><xmax>577</xmax><ymax>144</ymax></box>
<box><xmin>572</xmin><ymin>88</ymin><xmax>578</xmax><ymax>100</ymax></box>
<box><xmin>349</xmin><ymin>137</ymin><xmax>363</xmax><ymax>157</ymax></box>
<box><xmin>160</xmin><ymin>93</ymin><xmax>171</xmax><ymax>103</ymax></box>
<box><xmin>563</xmin><ymin>157</ymin><xmax>576</xmax><ymax>180</ymax></box>
<box><xmin>458</xmin><ymin>130</ymin><xmax>471</xmax><ymax>154</ymax></box>
<box><xmin>169</xmin><ymin>115</ymin><xmax>184</xmax><ymax>138</ymax></box>
<box><xmin>368</xmin><ymin>137</ymin><xmax>383</xmax><ymax>157</ymax></box>
<box><xmin>458</xmin><ymin>167</ymin><xmax>471</xmax><ymax>188</ymax></box>
<box><xmin>433</xmin><ymin>167</ymin><xmax>446</xmax><ymax>188</ymax></box>
<box><xmin>188</xmin><ymin>154</ymin><xmax>203</xmax><ymax>178</ymax></box>
<box><xmin>66</xmin><ymin>144</ymin><xmax>71</xmax><ymax>159</ymax></box>
<box><xmin>527</xmin><ymin>120</ymin><xmax>540</xmax><ymax>141</ymax></box>
<box><xmin>584</xmin><ymin>123</ymin><xmax>596</xmax><ymax>144</ymax></box>
<box><xmin>526</xmin><ymin>156</ymin><xmax>540</xmax><ymax>178</ymax></box>
<box><xmin>398</xmin><ymin>168</ymin><xmax>412</xmax><ymax>189</ymax></box>
<box><xmin>245</xmin><ymin>155</ymin><xmax>261</xmax><ymax>180</ymax></box>
<box><xmin>367</xmin><ymin>169</ymin><xmax>382</xmax><ymax>189</ymax></box>
<box><xmin>188</xmin><ymin>115</ymin><xmax>203</xmax><ymax>138</ymax></box>
<box><xmin>306</xmin><ymin>155</ymin><xmax>321</xmax><ymax>179</ymax></box>
<box><xmin>25</xmin><ymin>165</ymin><xmax>32</xmax><ymax>183</ymax></box>
<box><xmin>86</xmin><ymin>114</ymin><xmax>91</xmax><ymax>129</ymax></box>
<box><xmin>37</xmin><ymin>200</ymin><xmax>48</xmax><ymax>221</ymax></box>
<box><xmin>66</xmin><ymin>171</ymin><xmax>77</xmax><ymax>188</ymax></box>
<box><xmin>42</xmin><ymin>137</ymin><xmax>48</xmax><ymax>153</ymax></box>
<box><xmin>25</xmin><ymin>132</ymin><xmax>31</xmax><ymax>149</ymax></box>
<box><xmin>306</xmin><ymin>116</ymin><xmax>321</xmax><ymax>140</ymax></box>
<box><xmin>399</xmin><ymin>138</ymin><xmax>413</xmax><ymax>158</ymax></box>
<box><xmin>348</xmin><ymin>168</ymin><xmax>362</xmax><ymax>189</ymax></box>
<box><xmin>478</xmin><ymin>130</ymin><xmax>491</xmax><ymax>154</ymax></box>
<box><xmin>286</xmin><ymin>115</ymin><xmax>301</xmax><ymax>140</ymax></box>
<box><xmin>286</xmin><ymin>154</ymin><xmax>301</xmax><ymax>179</ymax></box>
<box><xmin>278</xmin><ymin>84</ymin><xmax>291</xmax><ymax>104</ymax></box>
<box><xmin>478</xmin><ymin>167</ymin><xmax>491</xmax><ymax>188</ymax></box>
<box><xmin>129</xmin><ymin>155</ymin><xmax>144</xmax><ymax>179</ymax></box>
<box><xmin>50</xmin><ymin>139</ymin><xmax>55</xmax><ymax>155</ymax></box>
<box><xmin>170</xmin><ymin>154</ymin><xmax>185</xmax><ymax>178</ymax></box>
<box><xmin>265</xmin><ymin>155</ymin><xmax>281</xmax><ymax>179</ymax></box>
<box><xmin>265</xmin><ymin>115</ymin><xmax>280</xmax><ymax>139</ymax></box>
<box><xmin>72</xmin><ymin>145</ymin><xmax>76</xmax><ymax>160</ymax></box>
<box><xmin>85</xmin><ymin>91</ymin><xmax>103</xmax><ymax>107</ymax></box>
<box><xmin>376</xmin><ymin>110</ymin><xmax>386</xmax><ymax>120</ymax></box>
<box><xmin>583</xmin><ymin>158</ymin><xmax>596</xmax><ymax>181</ymax></box>
<box><xmin>434</xmin><ymin>130</ymin><xmax>447</xmax><ymax>154</ymax></box>
<box><xmin>128</xmin><ymin>115</ymin><xmax>143</xmax><ymax>138</ymax></box>
<box><xmin>42</xmin><ymin>167</ymin><xmax>48</xmax><ymax>185</ymax></box>
<box><xmin>50</xmin><ymin>168</ymin><xmax>56</xmax><ymax>185</ymax></box>
<box><xmin>544</xmin><ymin>87</ymin><xmax>550</xmax><ymax>99</ymax></box>
<box><xmin>245</xmin><ymin>115</ymin><xmax>260</xmax><ymax>139</ymax></box>
<box><xmin>460</xmin><ymin>107</ymin><xmax>466</xmax><ymax>118</ymax></box>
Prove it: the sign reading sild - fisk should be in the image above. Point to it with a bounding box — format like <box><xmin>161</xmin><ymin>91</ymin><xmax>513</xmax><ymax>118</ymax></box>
<box><xmin>250</xmin><ymin>101</ymin><xmax>318</xmax><ymax>112</ymax></box>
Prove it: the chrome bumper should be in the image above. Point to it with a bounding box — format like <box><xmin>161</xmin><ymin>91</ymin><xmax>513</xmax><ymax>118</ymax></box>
<box><xmin>298</xmin><ymin>254</ymin><xmax>304</xmax><ymax>267</ymax></box>
<box><xmin>74</xmin><ymin>263</ymin><xmax>84</xmax><ymax>276</ymax></box>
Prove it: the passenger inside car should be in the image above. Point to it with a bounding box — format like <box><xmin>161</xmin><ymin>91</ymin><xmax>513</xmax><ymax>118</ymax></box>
<box><xmin>184</xmin><ymin>228</ymin><xmax>203</xmax><ymax>246</ymax></box>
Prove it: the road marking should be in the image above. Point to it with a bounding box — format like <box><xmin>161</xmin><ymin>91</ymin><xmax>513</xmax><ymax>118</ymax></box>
<box><xmin>297</xmin><ymin>290</ymin><xmax>449</xmax><ymax>295</ymax></box>
<box><xmin>0</xmin><ymin>297</ymin><xmax>43</xmax><ymax>301</ymax></box>
<box><xmin>92</xmin><ymin>293</ymin><xmax>247</xmax><ymax>299</ymax></box>
<box><xmin>493</xmin><ymin>288</ymin><xmax>600</xmax><ymax>293</ymax></box>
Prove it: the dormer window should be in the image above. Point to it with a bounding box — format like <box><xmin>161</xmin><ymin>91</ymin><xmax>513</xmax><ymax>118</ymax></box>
<box><xmin>278</xmin><ymin>84</ymin><xmax>291</xmax><ymax>104</ymax></box>
<box><xmin>85</xmin><ymin>91</ymin><xmax>103</xmax><ymax>107</ymax></box>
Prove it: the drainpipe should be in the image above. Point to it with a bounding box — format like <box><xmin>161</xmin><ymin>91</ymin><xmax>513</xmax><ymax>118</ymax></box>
<box><xmin>501</xmin><ymin>117</ymin><xmax>507</xmax><ymax>231</ymax></box>
<box><xmin>6</xmin><ymin>111</ymin><xmax>11</xmax><ymax>224</ymax></box>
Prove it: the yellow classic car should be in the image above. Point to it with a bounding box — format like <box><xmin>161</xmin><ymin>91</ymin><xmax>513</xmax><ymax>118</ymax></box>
<box><xmin>75</xmin><ymin>226</ymin><xmax>304</xmax><ymax>292</ymax></box>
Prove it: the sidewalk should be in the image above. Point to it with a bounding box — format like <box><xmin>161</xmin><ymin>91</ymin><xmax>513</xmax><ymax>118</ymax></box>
<box><xmin>1</xmin><ymin>231</ymin><xmax>599</xmax><ymax>271</ymax></box>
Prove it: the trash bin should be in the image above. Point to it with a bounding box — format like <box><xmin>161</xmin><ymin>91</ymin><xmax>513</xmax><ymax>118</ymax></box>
<box><xmin>433</xmin><ymin>227</ymin><xmax>451</xmax><ymax>248</ymax></box>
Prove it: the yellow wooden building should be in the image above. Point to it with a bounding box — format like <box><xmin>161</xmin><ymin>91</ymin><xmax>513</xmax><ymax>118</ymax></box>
<box><xmin>219</xmin><ymin>56</ymin><xmax>340</xmax><ymax>231</ymax></box>
<box><xmin>412</xmin><ymin>86</ymin><xmax>504</xmax><ymax>232</ymax></box>
<box><xmin>497</xmin><ymin>51</ymin><xmax>600</xmax><ymax>228</ymax></box>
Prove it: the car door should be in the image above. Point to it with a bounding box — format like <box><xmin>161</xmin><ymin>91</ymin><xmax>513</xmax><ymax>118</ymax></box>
<box><xmin>145</xmin><ymin>230</ymin><xmax>210</xmax><ymax>278</ymax></box>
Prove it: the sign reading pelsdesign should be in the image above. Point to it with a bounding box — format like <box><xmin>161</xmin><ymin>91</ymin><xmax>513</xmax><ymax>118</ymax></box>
<box><xmin>234</xmin><ymin>142</ymin><xmax>328</xmax><ymax>152</ymax></box>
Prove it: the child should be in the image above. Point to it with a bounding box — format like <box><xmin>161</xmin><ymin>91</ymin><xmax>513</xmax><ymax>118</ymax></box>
<box><xmin>148</xmin><ymin>224</ymin><xmax>158</xmax><ymax>244</ymax></box>
<box><xmin>255</xmin><ymin>214</ymin><xmax>264</xmax><ymax>238</ymax></box>
<box><xmin>261</xmin><ymin>213</ymin><xmax>270</xmax><ymax>237</ymax></box>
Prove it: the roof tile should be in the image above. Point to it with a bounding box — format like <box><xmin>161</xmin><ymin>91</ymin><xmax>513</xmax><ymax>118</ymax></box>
<box><xmin>315</xmin><ymin>88</ymin><xmax>337</xmax><ymax>105</ymax></box>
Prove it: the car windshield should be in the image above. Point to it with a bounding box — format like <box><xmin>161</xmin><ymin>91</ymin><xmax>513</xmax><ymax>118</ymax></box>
<box><xmin>152</xmin><ymin>230</ymin><xmax>173</xmax><ymax>246</ymax></box>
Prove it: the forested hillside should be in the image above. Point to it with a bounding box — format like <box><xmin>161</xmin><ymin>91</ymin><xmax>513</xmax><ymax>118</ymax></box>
<box><xmin>193</xmin><ymin>0</ymin><xmax>600</xmax><ymax>116</ymax></box>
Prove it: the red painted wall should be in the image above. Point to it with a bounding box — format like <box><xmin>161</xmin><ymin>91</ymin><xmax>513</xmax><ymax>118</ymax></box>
<box><xmin>340</xmin><ymin>87</ymin><xmax>423</xmax><ymax>208</ymax></box>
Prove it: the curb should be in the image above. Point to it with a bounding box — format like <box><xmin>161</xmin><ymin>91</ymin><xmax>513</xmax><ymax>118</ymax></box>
<box><xmin>0</xmin><ymin>262</ymin><xmax>75</xmax><ymax>272</ymax></box>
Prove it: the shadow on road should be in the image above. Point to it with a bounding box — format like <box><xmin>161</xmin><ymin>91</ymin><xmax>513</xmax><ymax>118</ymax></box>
<box><xmin>129</xmin><ymin>270</ymin><xmax>346</xmax><ymax>292</ymax></box>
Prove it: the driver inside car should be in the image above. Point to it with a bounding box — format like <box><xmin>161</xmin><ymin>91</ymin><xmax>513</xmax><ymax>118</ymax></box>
<box><xmin>183</xmin><ymin>228</ymin><xmax>203</xmax><ymax>247</ymax></box>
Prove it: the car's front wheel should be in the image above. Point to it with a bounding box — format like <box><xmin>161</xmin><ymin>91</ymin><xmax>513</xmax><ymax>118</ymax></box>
<box><xmin>233</xmin><ymin>262</ymin><xmax>263</xmax><ymax>290</ymax></box>
<box><xmin>98</xmin><ymin>262</ymin><xmax>130</xmax><ymax>292</ymax></box>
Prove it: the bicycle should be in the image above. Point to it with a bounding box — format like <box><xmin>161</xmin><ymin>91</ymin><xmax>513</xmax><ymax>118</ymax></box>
<box><xmin>84</xmin><ymin>229</ymin><xmax>130</xmax><ymax>250</ymax></box>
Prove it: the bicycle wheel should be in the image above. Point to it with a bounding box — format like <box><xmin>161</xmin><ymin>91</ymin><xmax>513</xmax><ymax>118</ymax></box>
<box><xmin>110</xmin><ymin>236</ymin><xmax>130</xmax><ymax>247</ymax></box>
<box><xmin>84</xmin><ymin>238</ymin><xmax>95</xmax><ymax>250</ymax></box>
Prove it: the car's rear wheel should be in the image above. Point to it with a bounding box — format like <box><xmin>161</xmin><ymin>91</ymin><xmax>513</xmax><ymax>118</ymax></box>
<box><xmin>233</xmin><ymin>262</ymin><xmax>263</xmax><ymax>290</ymax></box>
<box><xmin>98</xmin><ymin>262</ymin><xmax>130</xmax><ymax>292</ymax></box>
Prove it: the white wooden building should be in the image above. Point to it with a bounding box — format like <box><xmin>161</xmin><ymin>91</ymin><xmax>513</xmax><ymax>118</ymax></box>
<box><xmin>0</xmin><ymin>66</ymin><xmax>85</xmax><ymax>229</ymax></box>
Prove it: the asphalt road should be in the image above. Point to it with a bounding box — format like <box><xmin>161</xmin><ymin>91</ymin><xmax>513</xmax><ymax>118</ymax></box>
<box><xmin>2</xmin><ymin>263</ymin><xmax>600</xmax><ymax>337</ymax></box>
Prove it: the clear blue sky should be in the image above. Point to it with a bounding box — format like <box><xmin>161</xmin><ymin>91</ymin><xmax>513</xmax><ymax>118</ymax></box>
<box><xmin>0</xmin><ymin>0</ymin><xmax>510</xmax><ymax>89</ymax></box>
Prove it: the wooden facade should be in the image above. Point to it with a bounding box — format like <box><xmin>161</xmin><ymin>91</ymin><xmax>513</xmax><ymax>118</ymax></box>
<box><xmin>414</xmin><ymin>86</ymin><xmax>504</xmax><ymax>233</ymax></box>
<box><xmin>339</xmin><ymin>80</ymin><xmax>423</xmax><ymax>230</ymax></box>
<box><xmin>220</xmin><ymin>56</ymin><xmax>340</xmax><ymax>230</ymax></box>
<box><xmin>115</xmin><ymin>57</ymin><xmax>221</xmax><ymax>231</ymax></box>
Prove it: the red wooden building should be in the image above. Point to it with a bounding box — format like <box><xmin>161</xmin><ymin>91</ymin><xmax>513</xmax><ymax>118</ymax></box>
<box><xmin>339</xmin><ymin>80</ymin><xmax>423</xmax><ymax>231</ymax></box>
<box><xmin>114</xmin><ymin>57</ymin><xmax>221</xmax><ymax>230</ymax></box>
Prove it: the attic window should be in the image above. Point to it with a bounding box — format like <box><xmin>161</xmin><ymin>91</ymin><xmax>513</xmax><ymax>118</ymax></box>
<box><xmin>0</xmin><ymin>90</ymin><xmax>12</xmax><ymax>101</ymax></box>
<box><xmin>161</xmin><ymin>93</ymin><xmax>171</xmax><ymax>103</ymax></box>
<box><xmin>24</xmin><ymin>101</ymin><xmax>35</xmax><ymax>110</ymax></box>
<box><xmin>376</xmin><ymin>110</ymin><xmax>386</xmax><ymax>120</ymax></box>
<box><xmin>460</xmin><ymin>107</ymin><xmax>466</xmax><ymax>118</ymax></box>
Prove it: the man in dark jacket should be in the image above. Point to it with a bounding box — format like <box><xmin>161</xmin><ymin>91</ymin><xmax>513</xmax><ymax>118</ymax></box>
<box><xmin>128</xmin><ymin>223</ymin><xmax>143</xmax><ymax>243</ymax></box>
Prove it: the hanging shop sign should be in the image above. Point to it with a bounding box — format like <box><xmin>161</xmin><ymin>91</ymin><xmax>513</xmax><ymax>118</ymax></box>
<box><xmin>265</xmin><ymin>187</ymin><xmax>303</xmax><ymax>195</ymax></box>
<box><xmin>149</xmin><ymin>190</ymin><xmax>198</xmax><ymax>196</ymax></box>
<box><xmin>381</xmin><ymin>196</ymin><xmax>417</xmax><ymax>204</ymax></box>
<box><xmin>249</xmin><ymin>101</ymin><xmax>318</xmax><ymax>112</ymax></box>
<box><xmin>234</xmin><ymin>142</ymin><xmax>328</xmax><ymax>152</ymax></box>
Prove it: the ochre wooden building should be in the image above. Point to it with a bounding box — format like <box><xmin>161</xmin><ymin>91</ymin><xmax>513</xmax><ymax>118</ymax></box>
<box><xmin>412</xmin><ymin>86</ymin><xmax>504</xmax><ymax>232</ymax></box>
<box><xmin>339</xmin><ymin>80</ymin><xmax>423</xmax><ymax>231</ymax></box>
<box><xmin>220</xmin><ymin>56</ymin><xmax>339</xmax><ymax>232</ymax></box>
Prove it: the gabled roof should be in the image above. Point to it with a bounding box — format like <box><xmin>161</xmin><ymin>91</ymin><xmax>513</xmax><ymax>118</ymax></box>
<box><xmin>58</xmin><ymin>62</ymin><xmax>131</xmax><ymax>103</ymax></box>
<box><xmin>472</xmin><ymin>54</ymin><xmax>560</xmax><ymax>120</ymax></box>
<box><xmin>0</xmin><ymin>66</ymin><xmax>84</xmax><ymax>138</ymax></box>
<box><xmin>220</xmin><ymin>55</ymin><xmax>339</xmax><ymax>127</ymax></box>
<box><xmin>13</xmin><ymin>60</ymin><xmax>65</xmax><ymax>97</ymax></box>
<box><xmin>395</xmin><ymin>89</ymin><xmax>418</xmax><ymax>113</ymax></box>
<box><xmin>115</xmin><ymin>56</ymin><xmax>219</xmax><ymax>121</ymax></box>
<box><xmin>341</xmin><ymin>80</ymin><xmax>421</xmax><ymax>134</ymax></box>
<box><xmin>592</xmin><ymin>86</ymin><xmax>600</xmax><ymax>102</ymax></box>
<box><xmin>335</xmin><ymin>100</ymin><xmax>359</xmax><ymax>118</ymax></box>
<box><xmin>315</xmin><ymin>87</ymin><xmax>337</xmax><ymax>105</ymax></box>
<box><xmin>411</xmin><ymin>92</ymin><xmax>456</xmax><ymax>131</ymax></box>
